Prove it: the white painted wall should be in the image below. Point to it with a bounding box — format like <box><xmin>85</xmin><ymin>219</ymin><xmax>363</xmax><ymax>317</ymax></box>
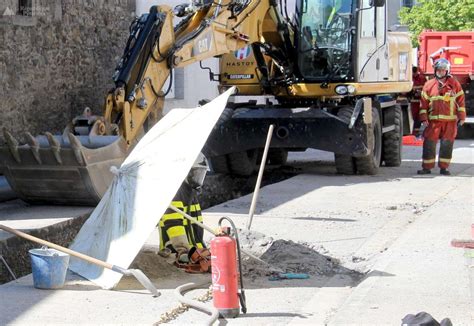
<box><xmin>135</xmin><ymin>0</ymin><xmax>220</xmax><ymax>110</ymax></box>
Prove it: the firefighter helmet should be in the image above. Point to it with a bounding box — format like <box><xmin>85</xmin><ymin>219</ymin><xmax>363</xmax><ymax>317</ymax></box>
<box><xmin>433</xmin><ymin>58</ymin><xmax>451</xmax><ymax>79</ymax></box>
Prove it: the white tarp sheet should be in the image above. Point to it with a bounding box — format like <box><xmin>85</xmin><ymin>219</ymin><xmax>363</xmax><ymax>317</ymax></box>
<box><xmin>69</xmin><ymin>88</ymin><xmax>233</xmax><ymax>289</ymax></box>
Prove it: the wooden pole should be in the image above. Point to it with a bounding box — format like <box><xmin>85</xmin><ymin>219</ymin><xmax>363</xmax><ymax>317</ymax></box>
<box><xmin>246</xmin><ymin>124</ymin><xmax>274</xmax><ymax>230</ymax></box>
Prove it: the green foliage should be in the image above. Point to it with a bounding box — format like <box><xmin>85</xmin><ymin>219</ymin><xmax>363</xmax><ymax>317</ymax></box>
<box><xmin>399</xmin><ymin>0</ymin><xmax>474</xmax><ymax>46</ymax></box>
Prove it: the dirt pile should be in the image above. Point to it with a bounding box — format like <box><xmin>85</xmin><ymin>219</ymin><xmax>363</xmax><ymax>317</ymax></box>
<box><xmin>238</xmin><ymin>229</ymin><xmax>356</xmax><ymax>279</ymax></box>
<box><xmin>129</xmin><ymin>246</ymin><xmax>180</xmax><ymax>279</ymax></box>
<box><xmin>238</xmin><ymin>229</ymin><xmax>274</xmax><ymax>257</ymax></box>
<box><xmin>260</xmin><ymin>240</ymin><xmax>340</xmax><ymax>275</ymax></box>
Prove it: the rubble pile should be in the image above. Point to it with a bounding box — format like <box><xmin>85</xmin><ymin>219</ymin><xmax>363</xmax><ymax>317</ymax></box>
<box><xmin>238</xmin><ymin>229</ymin><xmax>349</xmax><ymax>278</ymax></box>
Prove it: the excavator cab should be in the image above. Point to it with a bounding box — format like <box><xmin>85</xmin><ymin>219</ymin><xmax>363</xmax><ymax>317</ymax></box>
<box><xmin>297</xmin><ymin>0</ymin><xmax>354</xmax><ymax>80</ymax></box>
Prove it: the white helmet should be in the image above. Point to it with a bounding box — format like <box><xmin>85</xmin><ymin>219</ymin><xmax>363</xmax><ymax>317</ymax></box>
<box><xmin>186</xmin><ymin>153</ymin><xmax>208</xmax><ymax>190</ymax></box>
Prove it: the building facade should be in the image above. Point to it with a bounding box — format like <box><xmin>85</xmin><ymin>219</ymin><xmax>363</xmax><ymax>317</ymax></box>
<box><xmin>387</xmin><ymin>0</ymin><xmax>416</xmax><ymax>29</ymax></box>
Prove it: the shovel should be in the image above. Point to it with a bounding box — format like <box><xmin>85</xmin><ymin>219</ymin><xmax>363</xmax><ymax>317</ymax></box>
<box><xmin>0</xmin><ymin>224</ymin><xmax>160</xmax><ymax>297</ymax></box>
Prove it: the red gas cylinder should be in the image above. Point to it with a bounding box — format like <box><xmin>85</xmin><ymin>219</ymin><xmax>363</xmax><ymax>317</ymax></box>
<box><xmin>210</xmin><ymin>235</ymin><xmax>240</xmax><ymax>318</ymax></box>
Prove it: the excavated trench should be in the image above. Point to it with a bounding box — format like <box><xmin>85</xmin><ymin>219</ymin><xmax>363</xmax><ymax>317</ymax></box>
<box><xmin>0</xmin><ymin>168</ymin><xmax>296</xmax><ymax>285</ymax></box>
<box><xmin>116</xmin><ymin>228</ymin><xmax>364</xmax><ymax>294</ymax></box>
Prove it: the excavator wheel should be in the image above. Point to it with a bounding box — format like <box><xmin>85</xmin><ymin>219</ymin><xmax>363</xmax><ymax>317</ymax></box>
<box><xmin>267</xmin><ymin>148</ymin><xmax>288</xmax><ymax>165</ymax></box>
<box><xmin>382</xmin><ymin>105</ymin><xmax>403</xmax><ymax>167</ymax></box>
<box><xmin>335</xmin><ymin>154</ymin><xmax>356</xmax><ymax>175</ymax></box>
<box><xmin>209</xmin><ymin>155</ymin><xmax>229</xmax><ymax>174</ymax></box>
<box><xmin>334</xmin><ymin>107</ymin><xmax>357</xmax><ymax>175</ymax></box>
<box><xmin>355</xmin><ymin>108</ymin><xmax>382</xmax><ymax>175</ymax></box>
<box><xmin>228</xmin><ymin>150</ymin><xmax>258</xmax><ymax>176</ymax></box>
<box><xmin>210</xmin><ymin>107</ymin><xmax>259</xmax><ymax>176</ymax></box>
<box><xmin>207</xmin><ymin>108</ymin><xmax>234</xmax><ymax>174</ymax></box>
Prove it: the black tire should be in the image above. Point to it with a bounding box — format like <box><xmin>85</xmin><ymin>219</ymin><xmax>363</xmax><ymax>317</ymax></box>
<box><xmin>209</xmin><ymin>155</ymin><xmax>229</xmax><ymax>174</ymax></box>
<box><xmin>267</xmin><ymin>148</ymin><xmax>288</xmax><ymax>165</ymax></box>
<box><xmin>228</xmin><ymin>150</ymin><xmax>258</xmax><ymax>176</ymax></box>
<box><xmin>382</xmin><ymin>105</ymin><xmax>403</xmax><ymax>167</ymax></box>
<box><xmin>216</xmin><ymin>107</ymin><xmax>234</xmax><ymax>126</ymax></box>
<box><xmin>335</xmin><ymin>154</ymin><xmax>356</xmax><ymax>175</ymax></box>
<box><xmin>207</xmin><ymin>108</ymin><xmax>234</xmax><ymax>174</ymax></box>
<box><xmin>355</xmin><ymin>108</ymin><xmax>382</xmax><ymax>175</ymax></box>
<box><xmin>334</xmin><ymin>107</ymin><xmax>357</xmax><ymax>174</ymax></box>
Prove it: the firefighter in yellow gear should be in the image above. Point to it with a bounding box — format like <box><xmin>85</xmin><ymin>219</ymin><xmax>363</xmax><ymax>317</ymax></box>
<box><xmin>158</xmin><ymin>153</ymin><xmax>208</xmax><ymax>265</ymax></box>
<box><xmin>159</xmin><ymin>183</ymin><xmax>206</xmax><ymax>255</ymax></box>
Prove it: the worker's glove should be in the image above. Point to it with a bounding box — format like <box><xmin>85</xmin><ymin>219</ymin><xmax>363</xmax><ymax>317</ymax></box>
<box><xmin>421</xmin><ymin>120</ymin><xmax>429</xmax><ymax>127</ymax></box>
<box><xmin>457</xmin><ymin>120</ymin><xmax>465</xmax><ymax>127</ymax></box>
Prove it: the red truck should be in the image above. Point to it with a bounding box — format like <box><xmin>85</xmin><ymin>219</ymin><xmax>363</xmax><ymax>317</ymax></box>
<box><xmin>418</xmin><ymin>30</ymin><xmax>474</xmax><ymax>137</ymax></box>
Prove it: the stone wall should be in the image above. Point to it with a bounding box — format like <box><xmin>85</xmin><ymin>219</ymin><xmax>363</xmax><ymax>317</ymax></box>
<box><xmin>0</xmin><ymin>0</ymin><xmax>136</xmax><ymax>140</ymax></box>
<box><xmin>0</xmin><ymin>212</ymin><xmax>91</xmax><ymax>284</ymax></box>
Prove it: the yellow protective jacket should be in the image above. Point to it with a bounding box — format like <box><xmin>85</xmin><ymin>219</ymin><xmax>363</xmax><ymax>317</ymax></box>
<box><xmin>159</xmin><ymin>183</ymin><xmax>205</xmax><ymax>253</ymax></box>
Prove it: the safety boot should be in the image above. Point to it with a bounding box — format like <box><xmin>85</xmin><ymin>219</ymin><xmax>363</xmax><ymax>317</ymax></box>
<box><xmin>440</xmin><ymin>168</ymin><xmax>451</xmax><ymax>176</ymax></box>
<box><xmin>417</xmin><ymin>168</ymin><xmax>431</xmax><ymax>175</ymax></box>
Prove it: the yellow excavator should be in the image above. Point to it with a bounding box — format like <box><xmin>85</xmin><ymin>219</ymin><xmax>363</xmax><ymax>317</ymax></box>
<box><xmin>0</xmin><ymin>0</ymin><xmax>412</xmax><ymax>205</ymax></box>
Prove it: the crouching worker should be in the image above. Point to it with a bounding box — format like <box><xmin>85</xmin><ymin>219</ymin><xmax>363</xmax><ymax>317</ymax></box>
<box><xmin>158</xmin><ymin>153</ymin><xmax>211</xmax><ymax>273</ymax></box>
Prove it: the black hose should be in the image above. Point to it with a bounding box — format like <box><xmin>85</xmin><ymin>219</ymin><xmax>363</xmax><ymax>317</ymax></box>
<box><xmin>217</xmin><ymin>217</ymin><xmax>247</xmax><ymax>314</ymax></box>
<box><xmin>162</xmin><ymin>57</ymin><xmax>174</xmax><ymax>97</ymax></box>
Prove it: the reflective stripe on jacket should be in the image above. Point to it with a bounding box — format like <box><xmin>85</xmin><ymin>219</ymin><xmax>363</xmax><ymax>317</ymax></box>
<box><xmin>159</xmin><ymin>184</ymin><xmax>205</xmax><ymax>252</ymax></box>
<box><xmin>420</xmin><ymin>77</ymin><xmax>466</xmax><ymax>122</ymax></box>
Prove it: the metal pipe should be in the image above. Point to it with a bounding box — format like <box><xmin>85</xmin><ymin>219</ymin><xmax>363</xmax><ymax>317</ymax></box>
<box><xmin>246</xmin><ymin>124</ymin><xmax>274</xmax><ymax>230</ymax></box>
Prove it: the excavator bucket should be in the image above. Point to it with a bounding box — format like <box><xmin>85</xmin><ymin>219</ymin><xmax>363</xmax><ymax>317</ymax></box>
<box><xmin>0</xmin><ymin>130</ymin><xmax>128</xmax><ymax>206</ymax></box>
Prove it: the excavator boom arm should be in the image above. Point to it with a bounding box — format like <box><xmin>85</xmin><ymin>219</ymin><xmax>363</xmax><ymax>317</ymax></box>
<box><xmin>111</xmin><ymin>0</ymin><xmax>285</xmax><ymax>145</ymax></box>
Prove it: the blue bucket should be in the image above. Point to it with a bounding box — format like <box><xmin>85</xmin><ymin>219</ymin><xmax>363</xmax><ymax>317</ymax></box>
<box><xmin>29</xmin><ymin>247</ymin><xmax>70</xmax><ymax>289</ymax></box>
